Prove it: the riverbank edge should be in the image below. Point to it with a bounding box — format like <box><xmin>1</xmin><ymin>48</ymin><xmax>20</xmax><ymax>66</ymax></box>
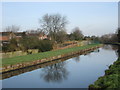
<box><xmin>89</xmin><ymin>57</ymin><xmax>120</xmax><ymax>89</ymax></box>
<box><xmin>1</xmin><ymin>52</ymin><xmax>87</xmax><ymax>80</ymax></box>
<box><xmin>1</xmin><ymin>44</ymin><xmax>102</xmax><ymax>73</ymax></box>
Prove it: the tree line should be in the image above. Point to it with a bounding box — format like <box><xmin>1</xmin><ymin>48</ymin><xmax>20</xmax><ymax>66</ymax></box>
<box><xmin>2</xmin><ymin>14</ymin><xmax>84</xmax><ymax>53</ymax></box>
<box><xmin>2</xmin><ymin>13</ymin><xmax>119</xmax><ymax>53</ymax></box>
<box><xmin>99</xmin><ymin>28</ymin><xmax>120</xmax><ymax>44</ymax></box>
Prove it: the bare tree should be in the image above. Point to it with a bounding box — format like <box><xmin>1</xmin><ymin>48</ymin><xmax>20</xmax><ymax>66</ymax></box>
<box><xmin>39</xmin><ymin>13</ymin><xmax>68</xmax><ymax>42</ymax></box>
<box><xmin>56</xmin><ymin>30</ymin><xmax>67</xmax><ymax>43</ymax></box>
<box><xmin>4</xmin><ymin>25</ymin><xmax>20</xmax><ymax>32</ymax></box>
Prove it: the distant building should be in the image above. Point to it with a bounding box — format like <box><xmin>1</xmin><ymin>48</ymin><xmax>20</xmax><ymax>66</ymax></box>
<box><xmin>14</xmin><ymin>32</ymin><xmax>26</xmax><ymax>40</ymax></box>
<box><xmin>0</xmin><ymin>32</ymin><xmax>25</xmax><ymax>46</ymax></box>
<box><xmin>0</xmin><ymin>32</ymin><xmax>12</xmax><ymax>46</ymax></box>
<box><xmin>26</xmin><ymin>32</ymin><xmax>48</xmax><ymax>40</ymax></box>
<box><xmin>0</xmin><ymin>31</ymin><xmax>50</xmax><ymax>46</ymax></box>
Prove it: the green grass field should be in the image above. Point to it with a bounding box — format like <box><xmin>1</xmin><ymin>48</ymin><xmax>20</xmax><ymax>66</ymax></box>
<box><xmin>2</xmin><ymin>44</ymin><xmax>101</xmax><ymax>67</ymax></box>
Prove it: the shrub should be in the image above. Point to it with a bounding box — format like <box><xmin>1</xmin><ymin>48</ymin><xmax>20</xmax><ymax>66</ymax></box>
<box><xmin>19</xmin><ymin>36</ymin><xmax>39</xmax><ymax>51</ymax></box>
<box><xmin>37</xmin><ymin>40</ymin><xmax>53</xmax><ymax>52</ymax></box>
<box><xmin>2</xmin><ymin>44</ymin><xmax>9</xmax><ymax>53</ymax></box>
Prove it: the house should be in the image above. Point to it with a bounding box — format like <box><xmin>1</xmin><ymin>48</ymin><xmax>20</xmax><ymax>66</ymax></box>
<box><xmin>0</xmin><ymin>31</ymin><xmax>50</xmax><ymax>46</ymax></box>
<box><xmin>14</xmin><ymin>32</ymin><xmax>26</xmax><ymax>41</ymax></box>
<box><xmin>0</xmin><ymin>32</ymin><xmax>12</xmax><ymax>46</ymax></box>
<box><xmin>38</xmin><ymin>34</ymin><xmax>48</xmax><ymax>40</ymax></box>
<box><xmin>0</xmin><ymin>32</ymin><xmax>25</xmax><ymax>46</ymax></box>
<box><xmin>26</xmin><ymin>32</ymin><xmax>48</xmax><ymax>40</ymax></box>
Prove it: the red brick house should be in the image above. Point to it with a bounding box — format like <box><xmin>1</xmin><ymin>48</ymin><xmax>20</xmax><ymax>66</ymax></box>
<box><xmin>26</xmin><ymin>32</ymin><xmax>48</xmax><ymax>40</ymax></box>
<box><xmin>0</xmin><ymin>32</ymin><xmax>25</xmax><ymax>46</ymax></box>
<box><xmin>0</xmin><ymin>32</ymin><xmax>12</xmax><ymax>46</ymax></box>
<box><xmin>0</xmin><ymin>31</ymin><xmax>50</xmax><ymax>46</ymax></box>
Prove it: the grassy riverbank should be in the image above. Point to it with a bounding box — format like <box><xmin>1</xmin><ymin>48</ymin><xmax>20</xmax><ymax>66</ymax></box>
<box><xmin>89</xmin><ymin>57</ymin><xmax>120</xmax><ymax>89</ymax></box>
<box><xmin>2</xmin><ymin>44</ymin><xmax>101</xmax><ymax>67</ymax></box>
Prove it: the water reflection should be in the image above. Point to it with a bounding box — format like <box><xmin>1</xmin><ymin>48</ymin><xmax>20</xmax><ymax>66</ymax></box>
<box><xmin>73</xmin><ymin>56</ymin><xmax>80</xmax><ymax>62</ymax></box>
<box><xmin>2</xmin><ymin>46</ymin><xmax>112</xmax><ymax>82</ymax></box>
<box><xmin>84</xmin><ymin>52</ymin><xmax>91</xmax><ymax>56</ymax></box>
<box><xmin>111</xmin><ymin>45</ymin><xmax>119</xmax><ymax>58</ymax></box>
<box><xmin>1</xmin><ymin>59</ymin><xmax>67</xmax><ymax>80</ymax></box>
<box><xmin>41</xmin><ymin>62</ymin><xmax>69</xmax><ymax>83</ymax></box>
<box><xmin>1</xmin><ymin>48</ymin><xmax>97</xmax><ymax>80</ymax></box>
<box><xmin>102</xmin><ymin>45</ymin><xmax>118</xmax><ymax>51</ymax></box>
<box><xmin>103</xmin><ymin>44</ymin><xmax>120</xmax><ymax>58</ymax></box>
<box><xmin>117</xmin><ymin>46</ymin><xmax>120</xmax><ymax>57</ymax></box>
<box><xmin>112</xmin><ymin>45</ymin><xmax>120</xmax><ymax>57</ymax></box>
<box><xmin>94</xmin><ymin>49</ymin><xmax>100</xmax><ymax>53</ymax></box>
<box><xmin>2</xmin><ymin>45</ymin><xmax>118</xmax><ymax>88</ymax></box>
<box><xmin>102</xmin><ymin>45</ymin><xmax>114</xmax><ymax>51</ymax></box>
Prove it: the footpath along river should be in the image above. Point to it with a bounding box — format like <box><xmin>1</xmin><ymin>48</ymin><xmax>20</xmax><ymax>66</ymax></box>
<box><xmin>1</xmin><ymin>45</ymin><xmax>118</xmax><ymax>88</ymax></box>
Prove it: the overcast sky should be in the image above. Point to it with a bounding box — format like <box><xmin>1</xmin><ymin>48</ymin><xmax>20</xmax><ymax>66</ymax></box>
<box><xmin>2</xmin><ymin>2</ymin><xmax>118</xmax><ymax>36</ymax></box>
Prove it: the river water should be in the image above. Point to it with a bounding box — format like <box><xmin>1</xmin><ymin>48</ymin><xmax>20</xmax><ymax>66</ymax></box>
<box><xmin>1</xmin><ymin>45</ymin><xmax>118</xmax><ymax>88</ymax></box>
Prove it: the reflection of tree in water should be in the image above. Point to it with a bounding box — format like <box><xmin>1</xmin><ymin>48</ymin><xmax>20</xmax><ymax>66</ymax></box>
<box><xmin>41</xmin><ymin>61</ymin><xmax>69</xmax><ymax>83</ymax></box>
<box><xmin>117</xmin><ymin>46</ymin><xmax>120</xmax><ymax>57</ymax></box>
<box><xmin>102</xmin><ymin>45</ymin><xmax>113</xmax><ymax>50</ymax></box>
<box><xmin>84</xmin><ymin>52</ymin><xmax>91</xmax><ymax>56</ymax></box>
<box><xmin>73</xmin><ymin>56</ymin><xmax>80</xmax><ymax>62</ymax></box>
<box><xmin>103</xmin><ymin>45</ymin><xmax>120</xmax><ymax>58</ymax></box>
<box><xmin>116</xmin><ymin>45</ymin><xmax>120</xmax><ymax>57</ymax></box>
<box><xmin>110</xmin><ymin>45</ymin><xmax>120</xmax><ymax>58</ymax></box>
<box><xmin>94</xmin><ymin>49</ymin><xmax>100</xmax><ymax>53</ymax></box>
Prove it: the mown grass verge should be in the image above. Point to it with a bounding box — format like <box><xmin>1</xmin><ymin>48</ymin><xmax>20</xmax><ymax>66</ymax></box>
<box><xmin>89</xmin><ymin>57</ymin><xmax>120</xmax><ymax>89</ymax></box>
<box><xmin>2</xmin><ymin>44</ymin><xmax>101</xmax><ymax>67</ymax></box>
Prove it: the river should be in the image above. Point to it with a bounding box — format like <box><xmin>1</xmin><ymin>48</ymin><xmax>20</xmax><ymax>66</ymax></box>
<box><xmin>1</xmin><ymin>45</ymin><xmax>118</xmax><ymax>88</ymax></box>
